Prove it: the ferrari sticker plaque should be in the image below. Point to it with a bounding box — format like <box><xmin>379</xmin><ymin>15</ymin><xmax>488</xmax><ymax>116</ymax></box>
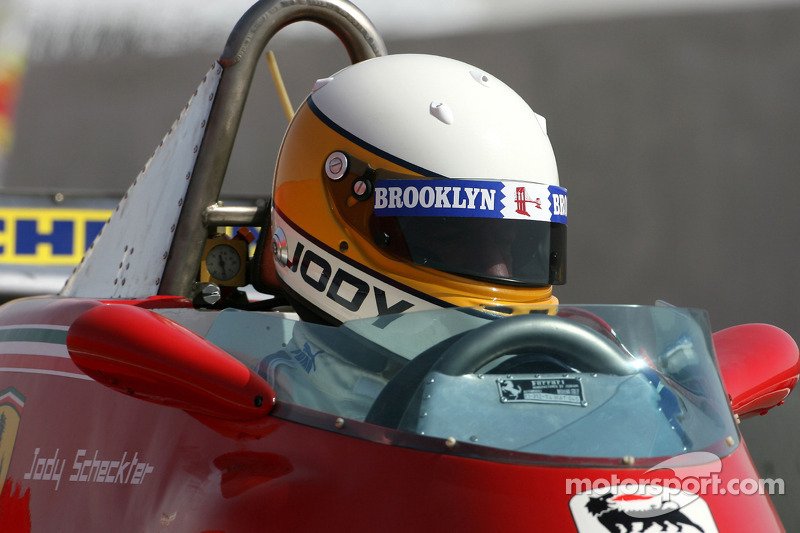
<box><xmin>497</xmin><ymin>377</ymin><xmax>585</xmax><ymax>406</ymax></box>
<box><xmin>569</xmin><ymin>485</ymin><xmax>717</xmax><ymax>532</ymax></box>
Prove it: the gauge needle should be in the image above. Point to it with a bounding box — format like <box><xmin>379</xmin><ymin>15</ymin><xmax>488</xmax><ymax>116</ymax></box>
<box><xmin>218</xmin><ymin>255</ymin><xmax>226</xmax><ymax>271</ymax></box>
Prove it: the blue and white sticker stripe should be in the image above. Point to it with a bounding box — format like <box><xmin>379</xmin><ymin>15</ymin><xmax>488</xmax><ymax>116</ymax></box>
<box><xmin>373</xmin><ymin>179</ymin><xmax>567</xmax><ymax>224</ymax></box>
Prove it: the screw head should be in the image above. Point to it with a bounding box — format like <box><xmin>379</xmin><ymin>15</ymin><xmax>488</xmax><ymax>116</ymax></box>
<box><xmin>324</xmin><ymin>151</ymin><xmax>349</xmax><ymax>180</ymax></box>
<box><xmin>272</xmin><ymin>227</ymin><xmax>289</xmax><ymax>266</ymax></box>
<box><xmin>351</xmin><ymin>178</ymin><xmax>373</xmax><ymax>201</ymax></box>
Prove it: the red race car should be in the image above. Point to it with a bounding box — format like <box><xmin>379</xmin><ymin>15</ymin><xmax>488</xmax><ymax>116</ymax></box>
<box><xmin>1</xmin><ymin>1</ymin><xmax>797</xmax><ymax>531</ymax></box>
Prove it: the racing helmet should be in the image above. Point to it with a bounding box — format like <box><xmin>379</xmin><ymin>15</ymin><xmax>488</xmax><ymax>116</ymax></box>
<box><xmin>268</xmin><ymin>54</ymin><xmax>567</xmax><ymax>324</ymax></box>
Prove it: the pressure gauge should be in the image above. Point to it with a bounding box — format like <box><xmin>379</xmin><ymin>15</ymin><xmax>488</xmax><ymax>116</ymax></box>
<box><xmin>206</xmin><ymin>243</ymin><xmax>241</xmax><ymax>281</ymax></box>
<box><xmin>200</xmin><ymin>234</ymin><xmax>248</xmax><ymax>286</ymax></box>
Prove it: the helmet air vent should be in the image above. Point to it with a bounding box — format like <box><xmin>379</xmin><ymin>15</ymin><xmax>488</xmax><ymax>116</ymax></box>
<box><xmin>429</xmin><ymin>101</ymin><xmax>454</xmax><ymax>125</ymax></box>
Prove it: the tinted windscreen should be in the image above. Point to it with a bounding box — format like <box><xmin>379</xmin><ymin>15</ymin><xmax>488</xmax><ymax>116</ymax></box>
<box><xmin>392</xmin><ymin>217</ymin><xmax>566</xmax><ymax>286</ymax></box>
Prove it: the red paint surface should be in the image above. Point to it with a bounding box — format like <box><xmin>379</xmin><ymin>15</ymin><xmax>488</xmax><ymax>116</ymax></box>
<box><xmin>714</xmin><ymin>324</ymin><xmax>800</xmax><ymax>418</ymax></box>
<box><xmin>67</xmin><ymin>304</ymin><xmax>275</xmax><ymax>421</ymax></box>
<box><xmin>0</xmin><ymin>297</ymin><xmax>785</xmax><ymax>532</ymax></box>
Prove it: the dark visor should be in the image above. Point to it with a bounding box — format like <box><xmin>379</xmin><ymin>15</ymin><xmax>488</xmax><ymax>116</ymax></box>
<box><xmin>372</xmin><ymin>216</ymin><xmax>566</xmax><ymax>287</ymax></box>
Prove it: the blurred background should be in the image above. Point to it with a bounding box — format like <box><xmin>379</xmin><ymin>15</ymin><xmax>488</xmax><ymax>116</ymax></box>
<box><xmin>1</xmin><ymin>0</ymin><xmax>799</xmax><ymax>527</ymax></box>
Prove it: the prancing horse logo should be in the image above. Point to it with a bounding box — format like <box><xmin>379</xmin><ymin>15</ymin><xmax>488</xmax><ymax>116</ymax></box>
<box><xmin>0</xmin><ymin>388</ymin><xmax>25</xmax><ymax>487</ymax></box>
<box><xmin>569</xmin><ymin>485</ymin><xmax>717</xmax><ymax>533</ymax></box>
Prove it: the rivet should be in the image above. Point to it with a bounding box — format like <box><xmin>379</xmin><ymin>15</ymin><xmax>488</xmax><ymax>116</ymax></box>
<box><xmin>445</xmin><ymin>437</ymin><xmax>457</xmax><ymax>449</ymax></box>
<box><xmin>193</xmin><ymin>145</ymin><xmax>199</xmax><ymax>153</ymax></box>
<box><xmin>209</xmin><ymin>92</ymin><xmax>214</xmax><ymax>101</ymax></box>
<box><xmin>334</xmin><ymin>417</ymin><xmax>345</xmax><ymax>429</ymax></box>
<box><xmin>53</xmin><ymin>192</ymin><xmax>65</xmax><ymax>203</ymax></box>
<box><xmin>178</xmin><ymin>198</ymin><xmax>183</xmax><ymax>206</ymax></box>
<box><xmin>725</xmin><ymin>436</ymin><xmax>735</xmax><ymax>447</ymax></box>
<box><xmin>170</xmin><ymin>224</ymin><xmax>176</xmax><ymax>232</ymax></box>
<box><xmin>622</xmin><ymin>455</ymin><xmax>635</xmax><ymax>466</ymax></box>
<box><xmin>469</xmin><ymin>435</ymin><xmax>479</xmax><ymax>443</ymax></box>
<box><xmin>121</xmin><ymin>279</ymin><xmax>126</xmax><ymax>286</ymax></box>
<box><xmin>734</xmin><ymin>413</ymin><xmax>741</xmax><ymax>425</ymax></box>
<box><xmin>581</xmin><ymin>401</ymin><xmax>588</xmax><ymax>407</ymax></box>
<box><xmin>162</xmin><ymin>252</ymin><xmax>168</xmax><ymax>260</ymax></box>
<box><xmin>201</xmin><ymin>119</ymin><xmax>206</xmax><ymax>128</ymax></box>
<box><xmin>155</xmin><ymin>277</ymin><xmax>160</xmax><ymax>285</ymax></box>
<box><xmin>339</xmin><ymin>241</ymin><xmax>348</xmax><ymax>252</ymax></box>
<box><xmin>254</xmin><ymin>395</ymin><xmax>263</xmax><ymax>408</ymax></box>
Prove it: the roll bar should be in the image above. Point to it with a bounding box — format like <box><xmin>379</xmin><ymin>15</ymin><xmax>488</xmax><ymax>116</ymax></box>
<box><xmin>159</xmin><ymin>0</ymin><xmax>386</xmax><ymax>297</ymax></box>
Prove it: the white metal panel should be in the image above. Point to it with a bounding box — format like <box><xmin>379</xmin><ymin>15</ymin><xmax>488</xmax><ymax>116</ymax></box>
<box><xmin>60</xmin><ymin>62</ymin><xmax>222</xmax><ymax>298</ymax></box>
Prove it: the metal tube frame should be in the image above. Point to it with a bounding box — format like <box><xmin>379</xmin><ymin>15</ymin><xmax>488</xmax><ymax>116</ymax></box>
<box><xmin>159</xmin><ymin>0</ymin><xmax>387</xmax><ymax>296</ymax></box>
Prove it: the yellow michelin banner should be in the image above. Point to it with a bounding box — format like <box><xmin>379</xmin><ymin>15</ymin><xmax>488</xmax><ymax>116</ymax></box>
<box><xmin>0</xmin><ymin>208</ymin><xmax>112</xmax><ymax>265</ymax></box>
<box><xmin>0</xmin><ymin>207</ymin><xmax>259</xmax><ymax>267</ymax></box>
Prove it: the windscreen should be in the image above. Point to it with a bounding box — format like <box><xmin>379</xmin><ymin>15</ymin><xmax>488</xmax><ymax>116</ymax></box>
<box><xmin>200</xmin><ymin>304</ymin><xmax>738</xmax><ymax>466</ymax></box>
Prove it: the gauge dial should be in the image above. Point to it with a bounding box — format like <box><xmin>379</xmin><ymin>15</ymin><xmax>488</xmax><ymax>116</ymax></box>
<box><xmin>205</xmin><ymin>243</ymin><xmax>242</xmax><ymax>281</ymax></box>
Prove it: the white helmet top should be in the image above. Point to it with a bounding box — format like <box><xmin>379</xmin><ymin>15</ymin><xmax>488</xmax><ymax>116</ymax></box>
<box><xmin>310</xmin><ymin>54</ymin><xmax>559</xmax><ymax>184</ymax></box>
